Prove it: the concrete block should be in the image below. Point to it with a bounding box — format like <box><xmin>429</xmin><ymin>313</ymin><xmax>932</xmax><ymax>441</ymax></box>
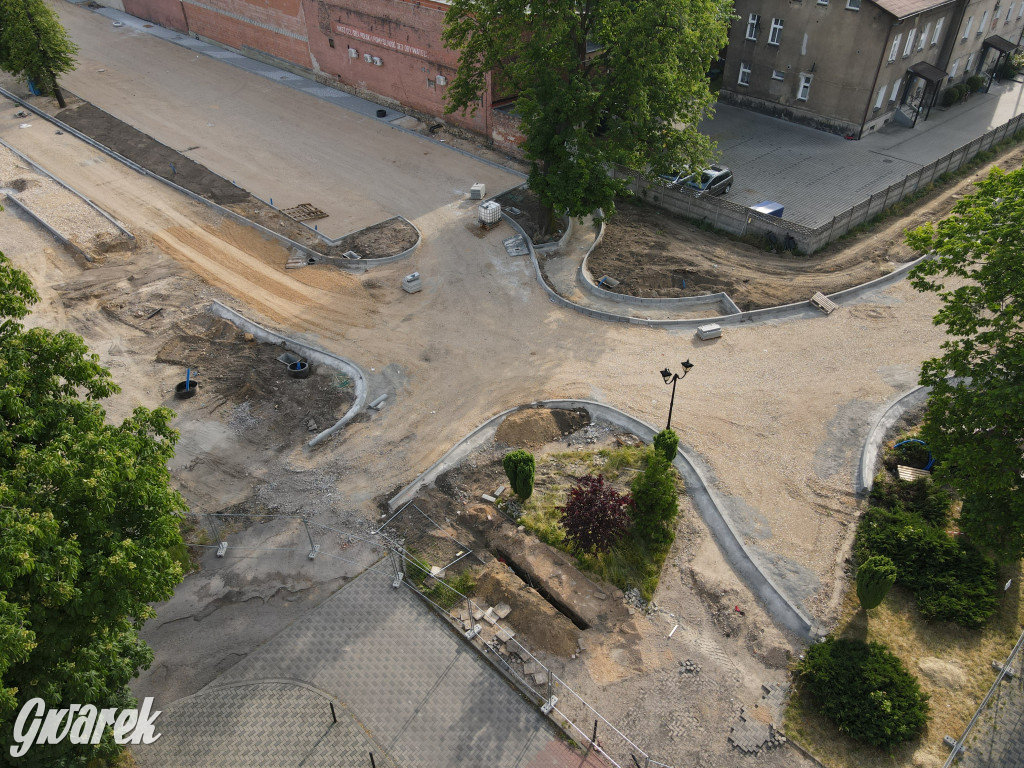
<box><xmin>472</xmin><ymin>605</ymin><xmax>487</xmax><ymax>620</ymax></box>
<box><xmin>696</xmin><ymin>323</ymin><xmax>722</xmax><ymax>340</ymax></box>
<box><xmin>470</xmin><ymin>183</ymin><xmax>486</xmax><ymax>199</ymax></box>
<box><xmin>494</xmin><ymin>602</ymin><xmax>512</xmax><ymax>619</ymax></box>
<box><xmin>494</xmin><ymin>485</ymin><xmax>506</xmax><ymax>497</ymax></box>
<box><xmin>402</xmin><ymin>272</ymin><xmax>422</xmax><ymax>294</ymax></box>
<box><xmin>497</xmin><ymin>627</ymin><xmax>516</xmax><ymax>643</ymax></box>
<box><xmin>483</xmin><ymin>608</ymin><xmax>498</xmax><ymax>625</ymax></box>
<box><xmin>481</xmin><ymin>494</ymin><xmax>496</xmax><ymax>503</ymax></box>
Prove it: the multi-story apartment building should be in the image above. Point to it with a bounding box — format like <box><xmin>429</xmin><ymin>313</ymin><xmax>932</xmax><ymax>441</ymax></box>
<box><xmin>720</xmin><ymin>0</ymin><xmax>1022</xmax><ymax>137</ymax></box>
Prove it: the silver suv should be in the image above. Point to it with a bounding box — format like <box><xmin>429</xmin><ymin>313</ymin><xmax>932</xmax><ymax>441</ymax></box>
<box><xmin>660</xmin><ymin>164</ymin><xmax>733</xmax><ymax>197</ymax></box>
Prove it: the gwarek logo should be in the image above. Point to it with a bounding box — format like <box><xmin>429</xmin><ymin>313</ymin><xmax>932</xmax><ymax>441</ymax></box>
<box><xmin>9</xmin><ymin>697</ymin><xmax>162</xmax><ymax>758</ymax></box>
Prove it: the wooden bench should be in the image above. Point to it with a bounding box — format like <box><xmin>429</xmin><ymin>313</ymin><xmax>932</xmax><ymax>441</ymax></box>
<box><xmin>810</xmin><ymin>292</ymin><xmax>838</xmax><ymax>314</ymax></box>
<box><xmin>897</xmin><ymin>465</ymin><xmax>932</xmax><ymax>482</ymax></box>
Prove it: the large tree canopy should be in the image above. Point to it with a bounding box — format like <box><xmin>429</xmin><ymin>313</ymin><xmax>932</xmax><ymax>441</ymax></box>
<box><xmin>906</xmin><ymin>167</ymin><xmax>1024</xmax><ymax>562</ymax></box>
<box><xmin>0</xmin><ymin>0</ymin><xmax>78</xmax><ymax>107</ymax></box>
<box><xmin>443</xmin><ymin>0</ymin><xmax>730</xmax><ymax>218</ymax></box>
<box><xmin>0</xmin><ymin>252</ymin><xmax>186</xmax><ymax>765</ymax></box>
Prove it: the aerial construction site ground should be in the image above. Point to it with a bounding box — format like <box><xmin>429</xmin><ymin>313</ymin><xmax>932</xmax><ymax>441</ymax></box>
<box><xmin>3</xmin><ymin>4</ymin><xmax>1023</xmax><ymax>767</ymax></box>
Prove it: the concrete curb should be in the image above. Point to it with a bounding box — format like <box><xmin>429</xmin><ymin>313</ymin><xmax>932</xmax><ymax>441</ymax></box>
<box><xmin>318</xmin><ymin>216</ymin><xmax>421</xmax><ymax>268</ymax></box>
<box><xmin>0</xmin><ymin>135</ymin><xmax>136</xmax><ymax>244</ymax></box>
<box><xmin>3</xmin><ymin>193</ymin><xmax>95</xmax><ymax>263</ymax></box>
<box><xmin>502</xmin><ymin>189</ymin><xmax>931</xmax><ymax>327</ymax></box>
<box><xmin>0</xmin><ymin>86</ymin><xmax>413</xmax><ymax>273</ymax></box>
<box><xmin>856</xmin><ymin>384</ymin><xmax>932</xmax><ymax>496</ymax></box>
<box><xmin>389</xmin><ymin>399</ymin><xmax>816</xmax><ymax>641</ymax></box>
<box><xmin>208</xmin><ymin>301</ymin><xmax>368</xmax><ymax>447</ymax></box>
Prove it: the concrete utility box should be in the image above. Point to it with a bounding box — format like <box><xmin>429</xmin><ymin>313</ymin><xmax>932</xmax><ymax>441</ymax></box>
<box><xmin>402</xmin><ymin>272</ymin><xmax>423</xmax><ymax>294</ymax></box>
<box><xmin>470</xmin><ymin>183</ymin><xmax>486</xmax><ymax>200</ymax></box>
<box><xmin>696</xmin><ymin>323</ymin><xmax>722</xmax><ymax>340</ymax></box>
<box><xmin>750</xmin><ymin>201</ymin><xmax>784</xmax><ymax>218</ymax></box>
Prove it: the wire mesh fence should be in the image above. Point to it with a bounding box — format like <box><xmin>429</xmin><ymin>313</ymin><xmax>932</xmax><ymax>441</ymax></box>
<box><xmin>942</xmin><ymin>627</ymin><xmax>1024</xmax><ymax>767</ymax></box>
<box><xmin>183</xmin><ymin>512</ymin><xmax>672</xmax><ymax>767</ymax></box>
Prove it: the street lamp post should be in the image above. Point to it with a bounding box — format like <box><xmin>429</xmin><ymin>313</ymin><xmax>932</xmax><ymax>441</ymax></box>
<box><xmin>660</xmin><ymin>360</ymin><xmax>694</xmax><ymax>430</ymax></box>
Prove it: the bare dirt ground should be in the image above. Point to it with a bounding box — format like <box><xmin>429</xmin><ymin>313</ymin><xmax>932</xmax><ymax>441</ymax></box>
<box><xmin>47</xmin><ymin>96</ymin><xmax>416</xmax><ymax>259</ymax></box>
<box><xmin>2</xmin><ymin>37</ymin><xmax>992</xmax><ymax>764</ymax></box>
<box><xmin>388</xmin><ymin>408</ymin><xmax>804</xmax><ymax>768</ymax></box>
<box><xmin>582</xmin><ymin>143</ymin><xmax>1024</xmax><ymax>309</ymax></box>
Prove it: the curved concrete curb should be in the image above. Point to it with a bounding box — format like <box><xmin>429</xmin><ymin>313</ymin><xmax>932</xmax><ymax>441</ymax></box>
<box><xmin>0</xmin><ymin>136</ymin><xmax>135</xmax><ymax>244</ymax></box>
<box><xmin>208</xmin><ymin>301</ymin><xmax>367</xmax><ymax>447</ymax></box>
<box><xmin>0</xmin><ymin>87</ymin><xmax>409</xmax><ymax>273</ymax></box>
<box><xmin>503</xmin><ymin>189</ymin><xmax>931</xmax><ymax>327</ymax></box>
<box><xmin>389</xmin><ymin>399</ymin><xmax>816</xmax><ymax>641</ymax></box>
<box><xmin>3</xmin><ymin>194</ymin><xmax>95</xmax><ymax>263</ymax></box>
<box><xmin>318</xmin><ymin>215</ymin><xmax>421</xmax><ymax>268</ymax></box>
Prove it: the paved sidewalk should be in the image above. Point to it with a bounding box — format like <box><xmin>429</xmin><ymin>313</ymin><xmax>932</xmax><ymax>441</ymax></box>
<box><xmin>705</xmin><ymin>78</ymin><xmax>1024</xmax><ymax>227</ymax></box>
<box><xmin>957</xmin><ymin>658</ymin><xmax>1024</xmax><ymax>768</ymax></box>
<box><xmin>134</xmin><ymin>566</ymin><xmax>605</xmax><ymax>768</ymax></box>
<box><xmin>65</xmin><ymin>0</ymin><xmax>1024</xmax><ymax>231</ymax></box>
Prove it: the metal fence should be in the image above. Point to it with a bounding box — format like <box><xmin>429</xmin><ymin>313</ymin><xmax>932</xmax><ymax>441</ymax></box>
<box><xmin>187</xmin><ymin>512</ymin><xmax>672</xmax><ymax>768</ymax></box>
<box><xmin>942</xmin><ymin>626</ymin><xmax>1024</xmax><ymax>767</ymax></box>
<box><xmin>616</xmin><ymin>112</ymin><xmax>1024</xmax><ymax>255</ymax></box>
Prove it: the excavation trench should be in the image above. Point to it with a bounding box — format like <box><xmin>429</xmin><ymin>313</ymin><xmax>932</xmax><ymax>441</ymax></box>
<box><xmin>494</xmin><ymin>547</ymin><xmax>591</xmax><ymax>631</ymax></box>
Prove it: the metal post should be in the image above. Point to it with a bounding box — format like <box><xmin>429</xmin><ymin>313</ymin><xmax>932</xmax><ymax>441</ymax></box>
<box><xmin>208</xmin><ymin>514</ymin><xmax>222</xmax><ymax>542</ymax></box>
<box><xmin>369</xmin><ymin>753</ymin><xmax>376</xmax><ymax>768</ymax></box>
<box><xmin>591</xmin><ymin>719</ymin><xmax>598</xmax><ymax>746</ymax></box>
<box><xmin>303</xmin><ymin>519</ymin><xmax>316</xmax><ymax>551</ymax></box>
<box><xmin>546</xmin><ymin>669</ymin><xmax>553</xmax><ymax>702</ymax></box>
<box><xmin>330</xmin><ymin>702</ymin><xmax>337</xmax><ymax>723</ymax></box>
<box><xmin>666</xmin><ymin>375</ymin><xmax>678</xmax><ymax>430</ymax></box>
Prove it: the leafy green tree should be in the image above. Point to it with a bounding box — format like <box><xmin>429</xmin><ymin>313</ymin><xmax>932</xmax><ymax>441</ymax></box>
<box><xmin>906</xmin><ymin>167</ymin><xmax>1024</xmax><ymax>562</ymax></box>
<box><xmin>443</xmin><ymin>0</ymin><xmax>730</xmax><ymax>220</ymax></box>
<box><xmin>502</xmin><ymin>449</ymin><xmax>535</xmax><ymax>500</ymax></box>
<box><xmin>798</xmin><ymin>637</ymin><xmax>929</xmax><ymax>747</ymax></box>
<box><xmin>0</xmin><ymin>0</ymin><xmax>78</xmax><ymax>108</ymax></box>
<box><xmin>0</xmin><ymin>252</ymin><xmax>186</xmax><ymax>765</ymax></box>
<box><xmin>652</xmin><ymin>428</ymin><xmax>679</xmax><ymax>462</ymax></box>
<box><xmin>630</xmin><ymin>452</ymin><xmax>678</xmax><ymax>547</ymax></box>
<box><xmin>856</xmin><ymin>555</ymin><xmax>897</xmax><ymax>610</ymax></box>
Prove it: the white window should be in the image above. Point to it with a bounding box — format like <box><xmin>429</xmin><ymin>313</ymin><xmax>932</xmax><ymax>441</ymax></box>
<box><xmin>1007</xmin><ymin>3</ymin><xmax>1014</xmax><ymax>21</ymax></box>
<box><xmin>738</xmin><ymin>62</ymin><xmax>751</xmax><ymax>86</ymax></box>
<box><xmin>746</xmin><ymin>13</ymin><xmax>760</xmax><ymax>40</ymax></box>
<box><xmin>950</xmin><ymin>58</ymin><xmax>960</xmax><ymax>78</ymax></box>
<box><xmin>1018</xmin><ymin>2</ymin><xmax>1023</xmax><ymax>18</ymax></box>
<box><xmin>963</xmin><ymin>16</ymin><xmax>973</xmax><ymax>39</ymax></box>
<box><xmin>919</xmin><ymin>23</ymin><xmax>930</xmax><ymax>49</ymax></box>
<box><xmin>890</xmin><ymin>77</ymin><xmax>901</xmax><ymax>101</ymax></box>
<box><xmin>846</xmin><ymin>0</ymin><xmax>861</xmax><ymax>8</ymax></box>
<box><xmin>979</xmin><ymin>10</ymin><xmax>988</xmax><ymax>32</ymax></box>
<box><xmin>932</xmin><ymin>18</ymin><xmax>944</xmax><ymax>44</ymax></box>
<box><xmin>772</xmin><ymin>69</ymin><xmax>785</xmax><ymax>80</ymax></box>
<box><xmin>904</xmin><ymin>30</ymin><xmax>916</xmax><ymax>56</ymax></box>
<box><xmin>966</xmin><ymin>52</ymin><xmax>975</xmax><ymax>71</ymax></box>
<box><xmin>875</xmin><ymin>84</ymin><xmax>888</xmax><ymax>109</ymax></box>
<box><xmin>818</xmin><ymin>0</ymin><xmax>828</xmax><ymax>5</ymax></box>
<box><xmin>889</xmin><ymin>34</ymin><xmax>902</xmax><ymax>62</ymax></box>
<box><xmin>769</xmin><ymin>18</ymin><xmax>784</xmax><ymax>45</ymax></box>
<box><xmin>798</xmin><ymin>73</ymin><xmax>812</xmax><ymax>100</ymax></box>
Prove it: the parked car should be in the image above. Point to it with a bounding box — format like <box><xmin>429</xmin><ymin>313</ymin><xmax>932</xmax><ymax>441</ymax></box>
<box><xmin>660</xmin><ymin>164</ymin><xmax>733</xmax><ymax>196</ymax></box>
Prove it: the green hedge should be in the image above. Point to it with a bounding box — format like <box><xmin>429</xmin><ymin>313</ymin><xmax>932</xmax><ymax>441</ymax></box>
<box><xmin>870</xmin><ymin>475</ymin><xmax>950</xmax><ymax>527</ymax></box>
<box><xmin>798</xmin><ymin>637</ymin><xmax>929</xmax><ymax>747</ymax></box>
<box><xmin>854</xmin><ymin>494</ymin><xmax>998</xmax><ymax>628</ymax></box>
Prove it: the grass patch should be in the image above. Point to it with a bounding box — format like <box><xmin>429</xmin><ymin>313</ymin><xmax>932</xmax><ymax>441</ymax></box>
<box><xmin>518</xmin><ymin>445</ymin><xmax>682</xmax><ymax>601</ymax></box>
<box><xmin>403</xmin><ymin>549</ymin><xmax>476</xmax><ymax>609</ymax></box>
<box><xmin>785</xmin><ymin>569</ymin><xmax>1023</xmax><ymax>767</ymax></box>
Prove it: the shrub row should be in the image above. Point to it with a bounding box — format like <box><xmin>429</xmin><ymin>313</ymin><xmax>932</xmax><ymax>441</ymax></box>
<box><xmin>855</xmin><ymin>477</ymin><xmax>998</xmax><ymax>627</ymax></box>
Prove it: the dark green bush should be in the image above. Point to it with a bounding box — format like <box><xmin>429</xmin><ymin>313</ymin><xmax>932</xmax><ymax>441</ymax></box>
<box><xmin>966</xmin><ymin>74</ymin><xmax>986</xmax><ymax>92</ymax></box>
<box><xmin>652</xmin><ymin>428</ymin><xmax>680</xmax><ymax>462</ymax></box>
<box><xmin>854</xmin><ymin>505</ymin><xmax>999</xmax><ymax>627</ymax></box>
<box><xmin>798</xmin><ymin>637</ymin><xmax>929</xmax><ymax>747</ymax></box>
<box><xmin>857</xmin><ymin>555</ymin><xmax>897</xmax><ymax>610</ymax></box>
<box><xmin>630</xmin><ymin>453</ymin><xmax>678</xmax><ymax>547</ymax></box>
<box><xmin>889</xmin><ymin>440</ymin><xmax>931</xmax><ymax>470</ymax></box>
<box><xmin>870</xmin><ymin>475</ymin><xmax>950</xmax><ymax>527</ymax></box>
<box><xmin>503</xmin><ymin>449</ymin><xmax>535</xmax><ymax>500</ymax></box>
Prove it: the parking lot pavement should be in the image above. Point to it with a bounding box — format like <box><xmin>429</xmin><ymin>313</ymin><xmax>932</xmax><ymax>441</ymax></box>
<box><xmin>703</xmin><ymin>77</ymin><xmax>1024</xmax><ymax>228</ymax></box>
<box><xmin>134</xmin><ymin>566</ymin><xmax>604</xmax><ymax>768</ymax></box>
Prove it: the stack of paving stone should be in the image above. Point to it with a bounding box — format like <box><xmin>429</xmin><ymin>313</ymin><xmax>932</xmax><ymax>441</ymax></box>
<box><xmin>727</xmin><ymin>682</ymin><xmax>789</xmax><ymax>754</ymax></box>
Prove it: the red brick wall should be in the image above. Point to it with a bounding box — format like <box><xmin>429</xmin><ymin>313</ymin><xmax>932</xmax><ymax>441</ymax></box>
<box><xmin>303</xmin><ymin>0</ymin><xmax>486</xmax><ymax>134</ymax></box>
<box><xmin>490</xmin><ymin>108</ymin><xmax>524</xmax><ymax>157</ymax></box>
<box><xmin>124</xmin><ymin>0</ymin><xmax>188</xmax><ymax>33</ymax></box>
<box><xmin>183</xmin><ymin>0</ymin><xmax>312</xmax><ymax>68</ymax></box>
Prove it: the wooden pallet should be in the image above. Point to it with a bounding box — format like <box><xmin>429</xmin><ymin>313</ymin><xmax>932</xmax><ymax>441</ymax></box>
<box><xmin>897</xmin><ymin>465</ymin><xmax>932</xmax><ymax>482</ymax></box>
<box><xmin>810</xmin><ymin>291</ymin><xmax>838</xmax><ymax>314</ymax></box>
<box><xmin>281</xmin><ymin>203</ymin><xmax>328</xmax><ymax>222</ymax></box>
